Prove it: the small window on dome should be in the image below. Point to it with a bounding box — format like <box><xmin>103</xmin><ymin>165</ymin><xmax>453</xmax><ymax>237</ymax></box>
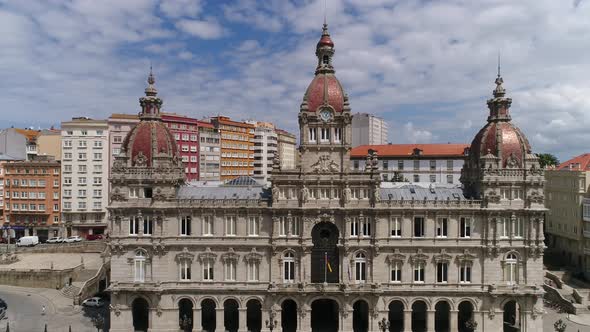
<box><xmin>323</xmin><ymin>55</ymin><xmax>329</xmax><ymax>64</ymax></box>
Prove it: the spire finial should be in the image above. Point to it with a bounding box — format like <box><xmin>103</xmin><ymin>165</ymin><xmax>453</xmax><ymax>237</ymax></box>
<box><xmin>497</xmin><ymin>52</ymin><xmax>501</xmax><ymax>78</ymax></box>
<box><xmin>145</xmin><ymin>64</ymin><xmax>157</xmax><ymax>96</ymax></box>
<box><xmin>147</xmin><ymin>63</ymin><xmax>155</xmax><ymax>85</ymax></box>
<box><xmin>324</xmin><ymin>0</ymin><xmax>327</xmax><ymax>26</ymax></box>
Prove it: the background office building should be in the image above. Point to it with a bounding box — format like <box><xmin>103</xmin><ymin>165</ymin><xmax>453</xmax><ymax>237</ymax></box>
<box><xmin>350</xmin><ymin>144</ymin><xmax>469</xmax><ymax>184</ymax></box>
<box><xmin>351</xmin><ymin>113</ymin><xmax>388</xmax><ymax>146</ymax></box>
<box><xmin>210</xmin><ymin>116</ymin><xmax>254</xmax><ymax>181</ymax></box>
<box><xmin>60</xmin><ymin>118</ymin><xmax>109</xmax><ymax>238</ymax></box>
<box><xmin>248</xmin><ymin>121</ymin><xmax>278</xmax><ymax>184</ymax></box>
<box><xmin>276</xmin><ymin>129</ymin><xmax>297</xmax><ymax>170</ymax></box>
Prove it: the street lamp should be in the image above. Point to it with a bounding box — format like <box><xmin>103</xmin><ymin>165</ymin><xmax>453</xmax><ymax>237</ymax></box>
<box><xmin>265</xmin><ymin>311</ymin><xmax>278</xmax><ymax>332</ymax></box>
<box><xmin>378</xmin><ymin>317</ymin><xmax>390</xmax><ymax>332</ymax></box>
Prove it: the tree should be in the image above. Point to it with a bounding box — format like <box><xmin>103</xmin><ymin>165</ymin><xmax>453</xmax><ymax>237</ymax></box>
<box><xmin>392</xmin><ymin>171</ymin><xmax>407</xmax><ymax>182</ymax></box>
<box><xmin>554</xmin><ymin>318</ymin><xmax>567</xmax><ymax>332</ymax></box>
<box><xmin>537</xmin><ymin>153</ymin><xmax>559</xmax><ymax>168</ymax></box>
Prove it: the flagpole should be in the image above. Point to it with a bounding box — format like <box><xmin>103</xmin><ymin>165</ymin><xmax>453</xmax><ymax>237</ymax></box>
<box><xmin>324</xmin><ymin>251</ymin><xmax>328</xmax><ymax>285</ymax></box>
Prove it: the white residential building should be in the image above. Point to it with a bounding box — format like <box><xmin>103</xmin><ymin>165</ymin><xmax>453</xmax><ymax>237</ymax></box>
<box><xmin>248</xmin><ymin>121</ymin><xmax>278</xmax><ymax>184</ymax></box>
<box><xmin>60</xmin><ymin>117</ymin><xmax>109</xmax><ymax>238</ymax></box>
<box><xmin>352</xmin><ymin>113</ymin><xmax>388</xmax><ymax>146</ymax></box>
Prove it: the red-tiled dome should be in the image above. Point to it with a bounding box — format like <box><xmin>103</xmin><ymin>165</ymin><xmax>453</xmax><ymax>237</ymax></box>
<box><xmin>304</xmin><ymin>74</ymin><xmax>345</xmax><ymax>113</ymax></box>
<box><xmin>317</xmin><ymin>34</ymin><xmax>334</xmax><ymax>48</ymax></box>
<box><xmin>470</xmin><ymin>121</ymin><xmax>531</xmax><ymax>168</ymax></box>
<box><xmin>121</xmin><ymin>121</ymin><xmax>178</xmax><ymax>167</ymax></box>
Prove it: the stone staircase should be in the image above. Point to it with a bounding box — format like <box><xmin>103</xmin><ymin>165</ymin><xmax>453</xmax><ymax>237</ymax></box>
<box><xmin>60</xmin><ymin>283</ymin><xmax>82</xmax><ymax>299</ymax></box>
<box><xmin>75</xmin><ymin>269</ymin><xmax>98</xmax><ymax>282</ymax></box>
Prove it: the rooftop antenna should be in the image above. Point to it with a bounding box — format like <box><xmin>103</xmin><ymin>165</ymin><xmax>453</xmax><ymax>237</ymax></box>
<box><xmin>324</xmin><ymin>0</ymin><xmax>327</xmax><ymax>25</ymax></box>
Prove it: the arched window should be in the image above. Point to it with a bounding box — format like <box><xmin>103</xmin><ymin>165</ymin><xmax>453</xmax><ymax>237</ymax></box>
<box><xmin>505</xmin><ymin>253</ymin><xmax>518</xmax><ymax>284</ymax></box>
<box><xmin>283</xmin><ymin>252</ymin><xmax>295</xmax><ymax>283</ymax></box>
<box><xmin>134</xmin><ymin>250</ymin><xmax>146</xmax><ymax>282</ymax></box>
<box><xmin>354</xmin><ymin>252</ymin><xmax>367</xmax><ymax>283</ymax></box>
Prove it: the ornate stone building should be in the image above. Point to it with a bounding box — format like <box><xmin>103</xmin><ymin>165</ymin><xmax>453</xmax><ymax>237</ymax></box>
<box><xmin>108</xmin><ymin>23</ymin><xmax>545</xmax><ymax>332</ymax></box>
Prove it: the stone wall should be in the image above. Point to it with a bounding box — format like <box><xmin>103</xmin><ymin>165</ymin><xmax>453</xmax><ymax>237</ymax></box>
<box><xmin>21</xmin><ymin>242</ymin><xmax>106</xmax><ymax>254</ymax></box>
<box><xmin>0</xmin><ymin>264</ymin><xmax>83</xmax><ymax>289</ymax></box>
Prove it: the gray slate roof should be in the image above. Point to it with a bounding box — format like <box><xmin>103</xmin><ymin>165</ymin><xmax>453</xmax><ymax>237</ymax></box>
<box><xmin>379</xmin><ymin>184</ymin><xmax>467</xmax><ymax>201</ymax></box>
<box><xmin>177</xmin><ymin>185</ymin><xmax>269</xmax><ymax>200</ymax></box>
<box><xmin>224</xmin><ymin>176</ymin><xmax>262</xmax><ymax>187</ymax></box>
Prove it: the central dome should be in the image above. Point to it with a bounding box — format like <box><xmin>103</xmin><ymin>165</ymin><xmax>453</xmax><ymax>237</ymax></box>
<box><xmin>122</xmin><ymin>121</ymin><xmax>179</xmax><ymax>167</ymax></box>
<box><xmin>304</xmin><ymin>74</ymin><xmax>346</xmax><ymax>113</ymax></box>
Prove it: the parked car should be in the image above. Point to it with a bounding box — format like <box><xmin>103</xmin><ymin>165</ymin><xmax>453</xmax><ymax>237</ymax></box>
<box><xmin>64</xmin><ymin>236</ymin><xmax>82</xmax><ymax>243</ymax></box>
<box><xmin>46</xmin><ymin>237</ymin><xmax>63</xmax><ymax>244</ymax></box>
<box><xmin>16</xmin><ymin>236</ymin><xmax>39</xmax><ymax>247</ymax></box>
<box><xmin>82</xmin><ymin>297</ymin><xmax>104</xmax><ymax>307</ymax></box>
<box><xmin>85</xmin><ymin>234</ymin><xmax>103</xmax><ymax>241</ymax></box>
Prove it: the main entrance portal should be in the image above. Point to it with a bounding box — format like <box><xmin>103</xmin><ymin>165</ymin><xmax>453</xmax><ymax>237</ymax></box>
<box><xmin>311</xmin><ymin>222</ymin><xmax>340</xmax><ymax>283</ymax></box>
<box><xmin>311</xmin><ymin>299</ymin><xmax>339</xmax><ymax>332</ymax></box>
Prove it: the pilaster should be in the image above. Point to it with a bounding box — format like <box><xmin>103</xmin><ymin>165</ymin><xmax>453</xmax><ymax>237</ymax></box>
<box><xmin>216</xmin><ymin>308</ymin><xmax>224</xmax><ymax>332</ymax></box>
<box><xmin>238</xmin><ymin>308</ymin><xmax>248</xmax><ymax>332</ymax></box>
<box><xmin>403</xmin><ymin>310</ymin><xmax>412</xmax><ymax>332</ymax></box>
<box><xmin>426</xmin><ymin>309</ymin><xmax>435</xmax><ymax>332</ymax></box>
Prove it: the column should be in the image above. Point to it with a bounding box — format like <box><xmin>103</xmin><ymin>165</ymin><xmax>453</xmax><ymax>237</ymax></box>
<box><xmin>192</xmin><ymin>308</ymin><xmax>202</xmax><ymax>332</ymax></box>
<box><xmin>450</xmin><ymin>310</ymin><xmax>458</xmax><ymax>332</ymax></box>
<box><xmin>300</xmin><ymin>307</ymin><xmax>311</xmax><ymax>332</ymax></box>
<box><xmin>403</xmin><ymin>310</ymin><xmax>412</xmax><ymax>332</ymax></box>
<box><xmin>216</xmin><ymin>308</ymin><xmax>225</xmax><ymax>332</ymax></box>
<box><xmin>238</xmin><ymin>308</ymin><xmax>248</xmax><ymax>332</ymax></box>
<box><xmin>426</xmin><ymin>310</ymin><xmax>435</xmax><ymax>332</ymax></box>
<box><xmin>341</xmin><ymin>309</ymin><xmax>353</xmax><ymax>332</ymax></box>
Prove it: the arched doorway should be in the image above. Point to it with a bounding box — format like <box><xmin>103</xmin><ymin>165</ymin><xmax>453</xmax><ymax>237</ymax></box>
<box><xmin>201</xmin><ymin>299</ymin><xmax>216</xmax><ymax>332</ymax></box>
<box><xmin>131</xmin><ymin>298</ymin><xmax>149</xmax><ymax>332</ymax></box>
<box><xmin>178</xmin><ymin>299</ymin><xmax>194</xmax><ymax>332</ymax></box>
<box><xmin>458</xmin><ymin>301</ymin><xmax>474</xmax><ymax>332</ymax></box>
<box><xmin>246</xmin><ymin>299</ymin><xmax>262</xmax><ymax>332</ymax></box>
<box><xmin>224</xmin><ymin>299</ymin><xmax>239</xmax><ymax>332</ymax></box>
<box><xmin>311</xmin><ymin>222</ymin><xmax>340</xmax><ymax>283</ymax></box>
<box><xmin>434</xmin><ymin>301</ymin><xmax>450</xmax><ymax>332</ymax></box>
<box><xmin>411</xmin><ymin>301</ymin><xmax>427</xmax><ymax>332</ymax></box>
<box><xmin>282</xmin><ymin>299</ymin><xmax>298</xmax><ymax>332</ymax></box>
<box><xmin>503</xmin><ymin>301</ymin><xmax>520</xmax><ymax>332</ymax></box>
<box><xmin>311</xmin><ymin>299</ymin><xmax>339</xmax><ymax>332</ymax></box>
<box><xmin>388</xmin><ymin>300</ymin><xmax>404</xmax><ymax>332</ymax></box>
<box><xmin>353</xmin><ymin>300</ymin><xmax>369</xmax><ymax>332</ymax></box>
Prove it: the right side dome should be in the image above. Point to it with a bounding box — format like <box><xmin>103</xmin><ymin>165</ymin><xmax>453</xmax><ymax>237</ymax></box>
<box><xmin>469</xmin><ymin>74</ymin><xmax>532</xmax><ymax>168</ymax></box>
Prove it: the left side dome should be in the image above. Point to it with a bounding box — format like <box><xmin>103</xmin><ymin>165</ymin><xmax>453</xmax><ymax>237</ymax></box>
<box><xmin>120</xmin><ymin>69</ymin><xmax>181</xmax><ymax>168</ymax></box>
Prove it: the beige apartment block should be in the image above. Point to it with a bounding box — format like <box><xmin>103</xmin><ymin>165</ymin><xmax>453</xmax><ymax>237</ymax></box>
<box><xmin>61</xmin><ymin>117</ymin><xmax>109</xmax><ymax>238</ymax></box>
<box><xmin>107</xmin><ymin>24</ymin><xmax>545</xmax><ymax>332</ymax></box>
<box><xmin>37</xmin><ymin>129</ymin><xmax>62</xmax><ymax>160</ymax></box>
<box><xmin>545</xmin><ymin>153</ymin><xmax>590</xmax><ymax>276</ymax></box>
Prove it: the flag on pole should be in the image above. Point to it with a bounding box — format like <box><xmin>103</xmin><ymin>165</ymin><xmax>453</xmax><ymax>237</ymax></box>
<box><xmin>325</xmin><ymin>252</ymin><xmax>332</xmax><ymax>273</ymax></box>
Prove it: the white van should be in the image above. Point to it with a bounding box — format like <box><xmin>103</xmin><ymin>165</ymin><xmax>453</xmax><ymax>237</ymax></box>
<box><xmin>16</xmin><ymin>236</ymin><xmax>39</xmax><ymax>247</ymax></box>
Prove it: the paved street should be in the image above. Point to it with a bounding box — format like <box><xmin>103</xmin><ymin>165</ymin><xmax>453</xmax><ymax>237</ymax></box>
<box><xmin>0</xmin><ymin>286</ymin><xmax>108</xmax><ymax>332</ymax></box>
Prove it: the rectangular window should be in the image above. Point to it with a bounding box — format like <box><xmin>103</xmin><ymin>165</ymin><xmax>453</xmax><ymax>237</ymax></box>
<box><xmin>398</xmin><ymin>160</ymin><xmax>404</xmax><ymax>170</ymax></box>
<box><xmin>350</xmin><ymin>218</ymin><xmax>359</xmax><ymax>237</ymax></box>
<box><xmin>390</xmin><ymin>262</ymin><xmax>402</xmax><ymax>282</ymax></box>
<box><xmin>383</xmin><ymin>160</ymin><xmax>389</xmax><ymax>170</ymax></box>
<box><xmin>413</xmin><ymin>160</ymin><xmax>420</xmax><ymax>170</ymax></box>
<box><xmin>436</xmin><ymin>218</ymin><xmax>448</xmax><ymax>237</ymax></box>
<box><xmin>390</xmin><ymin>217</ymin><xmax>401</xmax><ymax>237</ymax></box>
<box><xmin>460</xmin><ymin>217</ymin><xmax>471</xmax><ymax>238</ymax></box>
<box><xmin>413</xmin><ymin>174</ymin><xmax>420</xmax><ymax>182</ymax></box>
<box><xmin>143</xmin><ymin>216</ymin><xmax>153</xmax><ymax>235</ymax></box>
<box><xmin>181</xmin><ymin>216</ymin><xmax>191</xmax><ymax>236</ymax></box>
<box><xmin>308</xmin><ymin>128</ymin><xmax>317</xmax><ymax>143</ymax></box>
<box><xmin>247</xmin><ymin>261</ymin><xmax>259</xmax><ymax>281</ymax></box>
<box><xmin>203</xmin><ymin>260</ymin><xmax>214</xmax><ymax>281</ymax></box>
<box><xmin>460</xmin><ymin>264</ymin><xmax>472</xmax><ymax>283</ymax></box>
<box><xmin>284</xmin><ymin>259</ymin><xmax>295</xmax><ymax>282</ymax></box>
<box><xmin>414</xmin><ymin>263</ymin><xmax>425</xmax><ymax>282</ymax></box>
<box><xmin>430</xmin><ymin>160</ymin><xmax>436</xmax><ymax>170</ymax></box>
<box><xmin>180</xmin><ymin>261</ymin><xmax>191</xmax><ymax>281</ymax></box>
<box><xmin>134</xmin><ymin>257</ymin><xmax>145</xmax><ymax>282</ymax></box>
<box><xmin>414</xmin><ymin>217</ymin><xmax>425</xmax><ymax>237</ymax></box>
<box><xmin>361</xmin><ymin>217</ymin><xmax>371</xmax><ymax>237</ymax></box>
<box><xmin>353</xmin><ymin>160</ymin><xmax>359</xmax><ymax>170</ymax></box>
<box><xmin>248</xmin><ymin>216</ymin><xmax>259</xmax><ymax>236</ymax></box>
<box><xmin>429</xmin><ymin>175</ymin><xmax>436</xmax><ymax>183</ymax></box>
<box><xmin>447</xmin><ymin>160</ymin><xmax>453</xmax><ymax>170</ymax></box>
<box><xmin>225</xmin><ymin>261</ymin><xmax>237</xmax><ymax>281</ymax></box>
<box><xmin>202</xmin><ymin>216</ymin><xmax>213</xmax><ymax>236</ymax></box>
<box><xmin>225</xmin><ymin>216</ymin><xmax>236</xmax><ymax>236</ymax></box>
<box><xmin>129</xmin><ymin>216</ymin><xmax>140</xmax><ymax>235</ymax></box>
<box><xmin>500</xmin><ymin>218</ymin><xmax>509</xmax><ymax>238</ymax></box>
<box><xmin>291</xmin><ymin>216</ymin><xmax>300</xmax><ymax>236</ymax></box>
<box><xmin>513</xmin><ymin>217</ymin><xmax>523</xmax><ymax>238</ymax></box>
<box><xmin>436</xmin><ymin>262</ymin><xmax>448</xmax><ymax>283</ymax></box>
<box><xmin>355</xmin><ymin>260</ymin><xmax>366</xmax><ymax>283</ymax></box>
<box><xmin>446</xmin><ymin>175</ymin><xmax>453</xmax><ymax>184</ymax></box>
<box><xmin>320</xmin><ymin>127</ymin><xmax>330</xmax><ymax>142</ymax></box>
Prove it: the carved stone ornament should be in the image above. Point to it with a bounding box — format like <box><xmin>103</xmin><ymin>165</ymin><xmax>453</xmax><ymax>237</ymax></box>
<box><xmin>528</xmin><ymin>191</ymin><xmax>544</xmax><ymax>204</ymax></box>
<box><xmin>112</xmin><ymin>158</ymin><xmax>125</xmax><ymax>172</ymax></box>
<box><xmin>410</xmin><ymin>249</ymin><xmax>429</xmax><ymax>265</ymax></box>
<box><xmin>300</xmin><ymin>186</ymin><xmax>309</xmax><ymax>204</ymax></box>
<box><xmin>221</xmin><ymin>248</ymin><xmax>240</xmax><ymax>262</ymax></box>
<box><xmin>110</xmin><ymin>304</ymin><xmax>121</xmax><ymax>317</ymax></box>
<box><xmin>457</xmin><ymin>249</ymin><xmax>477</xmax><ymax>263</ymax></box>
<box><xmin>153</xmin><ymin>188</ymin><xmax>167</xmax><ymax>201</ymax></box>
<box><xmin>134</xmin><ymin>151</ymin><xmax>148</xmax><ymax>167</ymax></box>
<box><xmin>110</xmin><ymin>241</ymin><xmax>125</xmax><ymax>257</ymax></box>
<box><xmin>386</xmin><ymin>249</ymin><xmax>406</xmax><ymax>264</ymax></box>
<box><xmin>531</xmin><ymin>306</ymin><xmax>544</xmax><ymax>319</ymax></box>
<box><xmin>529</xmin><ymin>164</ymin><xmax>543</xmax><ymax>176</ymax></box>
<box><xmin>488</xmin><ymin>308</ymin><xmax>496</xmax><ymax>319</ymax></box>
<box><xmin>175</xmin><ymin>247</ymin><xmax>195</xmax><ymax>262</ymax></box>
<box><xmin>485</xmin><ymin>191</ymin><xmax>501</xmax><ymax>204</ymax></box>
<box><xmin>342</xmin><ymin>186</ymin><xmax>352</xmax><ymax>204</ymax></box>
<box><xmin>152</xmin><ymin>242</ymin><xmax>166</xmax><ymax>257</ymax></box>
<box><xmin>272</xmin><ymin>186</ymin><xmax>280</xmax><ymax>203</ymax></box>
<box><xmin>245</xmin><ymin>248</ymin><xmax>263</xmax><ymax>262</ymax></box>
<box><xmin>372</xmin><ymin>186</ymin><xmax>381</xmax><ymax>203</ymax></box>
<box><xmin>198</xmin><ymin>247</ymin><xmax>217</xmax><ymax>262</ymax></box>
<box><xmin>434</xmin><ymin>249</ymin><xmax>452</xmax><ymax>263</ymax></box>
<box><xmin>311</xmin><ymin>155</ymin><xmax>339</xmax><ymax>173</ymax></box>
<box><xmin>110</xmin><ymin>188</ymin><xmax>126</xmax><ymax>202</ymax></box>
<box><xmin>506</xmin><ymin>152</ymin><xmax>519</xmax><ymax>168</ymax></box>
<box><xmin>156</xmin><ymin>304</ymin><xmax>163</xmax><ymax>317</ymax></box>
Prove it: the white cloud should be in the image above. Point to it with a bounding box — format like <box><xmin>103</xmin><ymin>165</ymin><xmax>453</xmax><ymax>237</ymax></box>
<box><xmin>176</xmin><ymin>18</ymin><xmax>225</xmax><ymax>39</ymax></box>
<box><xmin>159</xmin><ymin>0</ymin><xmax>203</xmax><ymax>18</ymax></box>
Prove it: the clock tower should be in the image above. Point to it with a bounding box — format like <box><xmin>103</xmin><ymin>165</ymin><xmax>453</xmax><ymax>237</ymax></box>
<box><xmin>298</xmin><ymin>22</ymin><xmax>352</xmax><ymax>174</ymax></box>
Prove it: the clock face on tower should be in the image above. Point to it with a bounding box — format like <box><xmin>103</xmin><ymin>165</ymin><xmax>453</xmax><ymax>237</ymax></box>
<box><xmin>319</xmin><ymin>108</ymin><xmax>332</xmax><ymax>122</ymax></box>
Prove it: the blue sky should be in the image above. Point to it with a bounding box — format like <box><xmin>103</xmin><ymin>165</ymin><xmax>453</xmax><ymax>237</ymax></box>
<box><xmin>1</xmin><ymin>0</ymin><xmax>589</xmax><ymax>161</ymax></box>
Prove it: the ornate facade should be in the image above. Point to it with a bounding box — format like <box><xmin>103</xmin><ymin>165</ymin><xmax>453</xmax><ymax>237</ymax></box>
<box><xmin>108</xmin><ymin>23</ymin><xmax>545</xmax><ymax>332</ymax></box>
